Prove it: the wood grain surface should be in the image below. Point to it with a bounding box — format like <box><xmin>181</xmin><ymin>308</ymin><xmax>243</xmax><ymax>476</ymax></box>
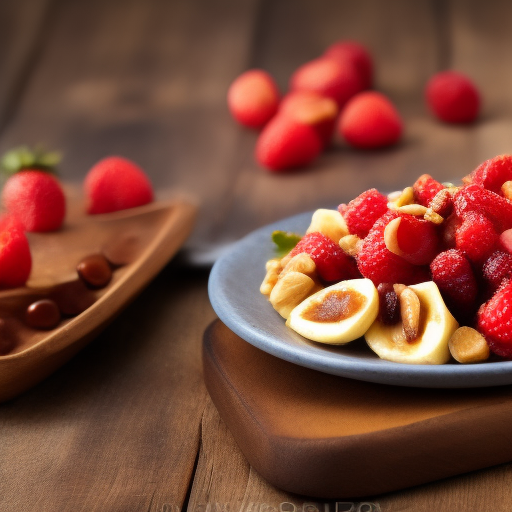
<box><xmin>2</xmin><ymin>0</ymin><xmax>512</xmax><ymax>510</ymax></box>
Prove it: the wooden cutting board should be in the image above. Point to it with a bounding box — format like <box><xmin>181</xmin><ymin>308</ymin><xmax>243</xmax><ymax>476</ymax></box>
<box><xmin>203</xmin><ymin>319</ymin><xmax>512</xmax><ymax>499</ymax></box>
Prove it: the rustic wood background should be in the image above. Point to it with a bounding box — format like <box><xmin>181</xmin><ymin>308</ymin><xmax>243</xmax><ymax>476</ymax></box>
<box><xmin>2</xmin><ymin>0</ymin><xmax>512</xmax><ymax>510</ymax></box>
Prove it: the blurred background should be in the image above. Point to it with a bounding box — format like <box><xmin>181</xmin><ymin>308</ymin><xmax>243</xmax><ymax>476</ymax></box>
<box><xmin>2</xmin><ymin>0</ymin><xmax>512</xmax><ymax>264</ymax></box>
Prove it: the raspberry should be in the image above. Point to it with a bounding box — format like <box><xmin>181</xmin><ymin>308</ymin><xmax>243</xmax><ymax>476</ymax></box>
<box><xmin>0</xmin><ymin>216</ymin><xmax>31</xmax><ymax>288</ymax></box>
<box><xmin>453</xmin><ymin>185</ymin><xmax>512</xmax><ymax>232</ymax></box>
<box><xmin>340</xmin><ymin>188</ymin><xmax>389</xmax><ymax>238</ymax></box>
<box><xmin>357</xmin><ymin>211</ymin><xmax>429</xmax><ymax>286</ymax></box>
<box><xmin>425</xmin><ymin>71</ymin><xmax>480</xmax><ymax>123</ymax></box>
<box><xmin>394</xmin><ymin>214</ymin><xmax>440</xmax><ymax>265</ymax></box>
<box><xmin>84</xmin><ymin>156</ymin><xmax>154</xmax><ymax>214</ymax></box>
<box><xmin>338</xmin><ymin>91</ymin><xmax>403</xmax><ymax>149</ymax></box>
<box><xmin>412</xmin><ymin>174</ymin><xmax>445</xmax><ymax>207</ymax></box>
<box><xmin>227</xmin><ymin>69</ymin><xmax>280</xmax><ymax>129</ymax></box>
<box><xmin>279</xmin><ymin>91</ymin><xmax>338</xmax><ymax>147</ymax></box>
<box><xmin>289</xmin><ymin>57</ymin><xmax>365</xmax><ymax>109</ymax></box>
<box><xmin>430</xmin><ymin>249</ymin><xmax>478</xmax><ymax>323</ymax></box>
<box><xmin>467</xmin><ymin>154</ymin><xmax>512</xmax><ymax>195</ymax></box>
<box><xmin>455</xmin><ymin>211</ymin><xmax>499</xmax><ymax>265</ymax></box>
<box><xmin>2</xmin><ymin>170</ymin><xmax>66</xmax><ymax>232</ymax></box>
<box><xmin>482</xmin><ymin>251</ymin><xmax>512</xmax><ymax>293</ymax></box>
<box><xmin>323</xmin><ymin>40</ymin><xmax>373</xmax><ymax>90</ymax></box>
<box><xmin>477</xmin><ymin>280</ymin><xmax>512</xmax><ymax>357</ymax></box>
<box><xmin>255</xmin><ymin>115</ymin><xmax>323</xmax><ymax>171</ymax></box>
<box><xmin>289</xmin><ymin>231</ymin><xmax>359</xmax><ymax>282</ymax></box>
<box><xmin>441</xmin><ymin>213</ymin><xmax>461</xmax><ymax>250</ymax></box>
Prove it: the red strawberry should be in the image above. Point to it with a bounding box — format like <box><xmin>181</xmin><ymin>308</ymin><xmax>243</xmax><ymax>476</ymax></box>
<box><xmin>85</xmin><ymin>156</ymin><xmax>154</xmax><ymax>214</ymax></box>
<box><xmin>477</xmin><ymin>279</ymin><xmax>512</xmax><ymax>357</ymax></box>
<box><xmin>279</xmin><ymin>91</ymin><xmax>338</xmax><ymax>147</ymax></box>
<box><xmin>289</xmin><ymin>58</ymin><xmax>365</xmax><ymax>109</ymax></box>
<box><xmin>338</xmin><ymin>91</ymin><xmax>402</xmax><ymax>149</ymax></box>
<box><xmin>255</xmin><ymin>115</ymin><xmax>323</xmax><ymax>171</ymax></box>
<box><xmin>430</xmin><ymin>249</ymin><xmax>478</xmax><ymax>323</ymax></box>
<box><xmin>357</xmin><ymin>211</ymin><xmax>429</xmax><ymax>286</ymax></box>
<box><xmin>482</xmin><ymin>250</ymin><xmax>512</xmax><ymax>294</ymax></box>
<box><xmin>412</xmin><ymin>174</ymin><xmax>445</xmax><ymax>207</ymax></box>
<box><xmin>455</xmin><ymin>212</ymin><xmax>499</xmax><ymax>265</ymax></box>
<box><xmin>2</xmin><ymin>170</ymin><xmax>66</xmax><ymax>232</ymax></box>
<box><xmin>323</xmin><ymin>40</ymin><xmax>373</xmax><ymax>90</ymax></box>
<box><xmin>340</xmin><ymin>188</ymin><xmax>388</xmax><ymax>238</ymax></box>
<box><xmin>453</xmin><ymin>184</ymin><xmax>512</xmax><ymax>232</ymax></box>
<box><xmin>289</xmin><ymin>231</ymin><xmax>359</xmax><ymax>282</ymax></box>
<box><xmin>394</xmin><ymin>214</ymin><xmax>439</xmax><ymax>265</ymax></box>
<box><xmin>227</xmin><ymin>69</ymin><xmax>280</xmax><ymax>129</ymax></box>
<box><xmin>0</xmin><ymin>216</ymin><xmax>31</xmax><ymax>288</ymax></box>
<box><xmin>425</xmin><ymin>71</ymin><xmax>480</xmax><ymax>124</ymax></box>
<box><xmin>467</xmin><ymin>154</ymin><xmax>512</xmax><ymax>195</ymax></box>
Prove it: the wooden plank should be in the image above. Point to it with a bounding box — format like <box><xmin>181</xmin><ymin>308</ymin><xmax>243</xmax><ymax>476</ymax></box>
<box><xmin>0</xmin><ymin>0</ymin><xmax>54</xmax><ymax>129</ymax></box>
<box><xmin>0</xmin><ymin>267</ymin><xmax>215</xmax><ymax>511</ymax></box>
<box><xmin>0</xmin><ymin>0</ymin><xmax>259</xmax><ymax>509</ymax></box>
<box><xmin>187</xmin><ymin>398</ymin><xmax>296</xmax><ymax>509</ymax></box>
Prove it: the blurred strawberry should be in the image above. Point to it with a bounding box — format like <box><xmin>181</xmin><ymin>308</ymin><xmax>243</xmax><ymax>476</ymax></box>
<box><xmin>84</xmin><ymin>156</ymin><xmax>154</xmax><ymax>214</ymax></box>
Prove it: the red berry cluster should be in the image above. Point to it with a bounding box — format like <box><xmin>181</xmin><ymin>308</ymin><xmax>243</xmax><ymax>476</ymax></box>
<box><xmin>228</xmin><ymin>41</ymin><xmax>481</xmax><ymax>171</ymax></box>
<box><xmin>0</xmin><ymin>152</ymin><xmax>153</xmax><ymax>289</ymax></box>
<box><xmin>289</xmin><ymin>154</ymin><xmax>512</xmax><ymax>358</ymax></box>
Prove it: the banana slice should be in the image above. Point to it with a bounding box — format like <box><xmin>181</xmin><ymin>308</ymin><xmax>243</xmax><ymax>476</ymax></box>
<box><xmin>306</xmin><ymin>209</ymin><xmax>348</xmax><ymax>243</ymax></box>
<box><xmin>287</xmin><ymin>278</ymin><xmax>379</xmax><ymax>344</ymax></box>
<box><xmin>365</xmin><ymin>281</ymin><xmax>458</xmax><ymax>364</ymax></box>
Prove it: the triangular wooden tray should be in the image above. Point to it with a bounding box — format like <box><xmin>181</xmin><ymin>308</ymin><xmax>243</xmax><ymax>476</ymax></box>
<box><xmin>203</xmin><ymin>319</ymin><xmax>512</xmax><ymax>498</ymax></box>
<box><xmin>0</xmin><ymin>188</ymin><xmax>196</xmax><ymax>402</ymax></box>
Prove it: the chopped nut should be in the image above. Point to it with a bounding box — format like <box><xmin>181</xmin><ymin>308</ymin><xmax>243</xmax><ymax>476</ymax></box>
<box><xmin>397</xmin><ymin>204</ymin><xmax>428</xmax><ymax>216</ymax></box>
<box><xmin>394</xmin><ymin>186</ymin><xmax>415</xmax><ymax>207</ymax></box>
<box><xmin>502</xmin><ymin>181</ymin><xmax>512</xmax><ymax>201</ymax></box>
<box><xmin>449</xmin><ymin>326</ymin><xmax>490</xmax><ymax>363</ymax></box>
<box><xmin>260</xmin><ymin>259</ymin><xmax>282</xmax><ymax>295</ymax></box>
<box><xmin>269</xmin><ymin>271</ymin><xmax>316</xmax><ymax>319</ymax></box>
<box><xmin>383</xmin><ymin>217</ymin><xmax>404</xmax><ymax>257</ymax></box>
<box><xmin>399</xmin><ymin>287</ymin><xmax>421</xmax><ymax>342</ymax></box>
<box><xmin>393</xmin><ymin>283</ymin><xmax>407</xmax><ymax>296</ymax></box>
<box><xmin>339</xmin><ymin>234</ymin><xmax>363</xmax><ymax>257</ymax></box>
<box><xmin>429</xmin><ymin>188</ymin><xmax>451</xmax><ymax>214</ymax></box>
<box><xmin>281</xmin><ymin>253</ymin><xmax>316</xmax><ymax>277</ymax></box>
<box><xmin>424</xmin><ymin>208</ymin><xmax>444</xmax><ymax>224</ymax></box>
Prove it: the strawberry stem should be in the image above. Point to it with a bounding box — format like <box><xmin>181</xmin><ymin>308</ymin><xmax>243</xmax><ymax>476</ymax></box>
<box><xmin>1</xmin><ymin>145</ymin><xmax>61</xmax><ymax>176</ymax></box>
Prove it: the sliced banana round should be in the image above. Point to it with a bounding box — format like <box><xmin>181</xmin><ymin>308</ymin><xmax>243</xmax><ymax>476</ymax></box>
<box><xmin>365</xmin><ymin>281</ymin><xmax>458</xmax><ymax>365</ymax></box>
<box><xmin>286</xmin><ymin>278</ymin><xmax>379</xmax><ymax>344</ymax></box>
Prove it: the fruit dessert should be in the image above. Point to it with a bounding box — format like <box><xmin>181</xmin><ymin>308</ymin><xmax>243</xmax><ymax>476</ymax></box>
<box><xmin>0</xmin><ymin>148</ymin><xmax>155</xmax><ymax>355</ymax></box>
<box><xmin>261</xmin><ymin>154</ymin><xmax>512</xmax><ymax>365</ymax></box>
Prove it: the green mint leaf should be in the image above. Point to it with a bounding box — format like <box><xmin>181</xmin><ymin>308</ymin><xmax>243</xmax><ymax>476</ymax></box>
<box><xmin>272</xmin><ymin>230</ymin><xmax>302</xmax><ymax>257</ymax></box>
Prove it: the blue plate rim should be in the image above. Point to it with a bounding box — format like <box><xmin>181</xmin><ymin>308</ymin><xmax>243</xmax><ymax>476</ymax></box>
<box><xmin>208</xmin><ymin>211</ymin><xmax>512</xmax><ymax>388</ymax></box>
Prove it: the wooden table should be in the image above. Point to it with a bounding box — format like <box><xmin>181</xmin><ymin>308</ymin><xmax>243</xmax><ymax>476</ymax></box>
<box><xmin>2</xmin><ymin>1</ymin><xmax>512</xmax><ymax>510</ymax></box>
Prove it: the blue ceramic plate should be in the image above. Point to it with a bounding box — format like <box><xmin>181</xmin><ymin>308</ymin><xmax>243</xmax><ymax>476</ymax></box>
<box><xmin>208</xmin><ymin>211</ymin><xmax>512</xmax><ymax>388</ymax></box>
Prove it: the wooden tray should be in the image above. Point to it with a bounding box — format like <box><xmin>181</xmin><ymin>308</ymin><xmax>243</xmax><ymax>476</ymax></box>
<box><xmin>0</xmin><ymin>188</ymin><xmax>196</xmax><ymax>402</ymax></box>
<box><xmin>203</xmin><ymin>319</ymin><xmax>512</xmax><ymax>499</ymax></box>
